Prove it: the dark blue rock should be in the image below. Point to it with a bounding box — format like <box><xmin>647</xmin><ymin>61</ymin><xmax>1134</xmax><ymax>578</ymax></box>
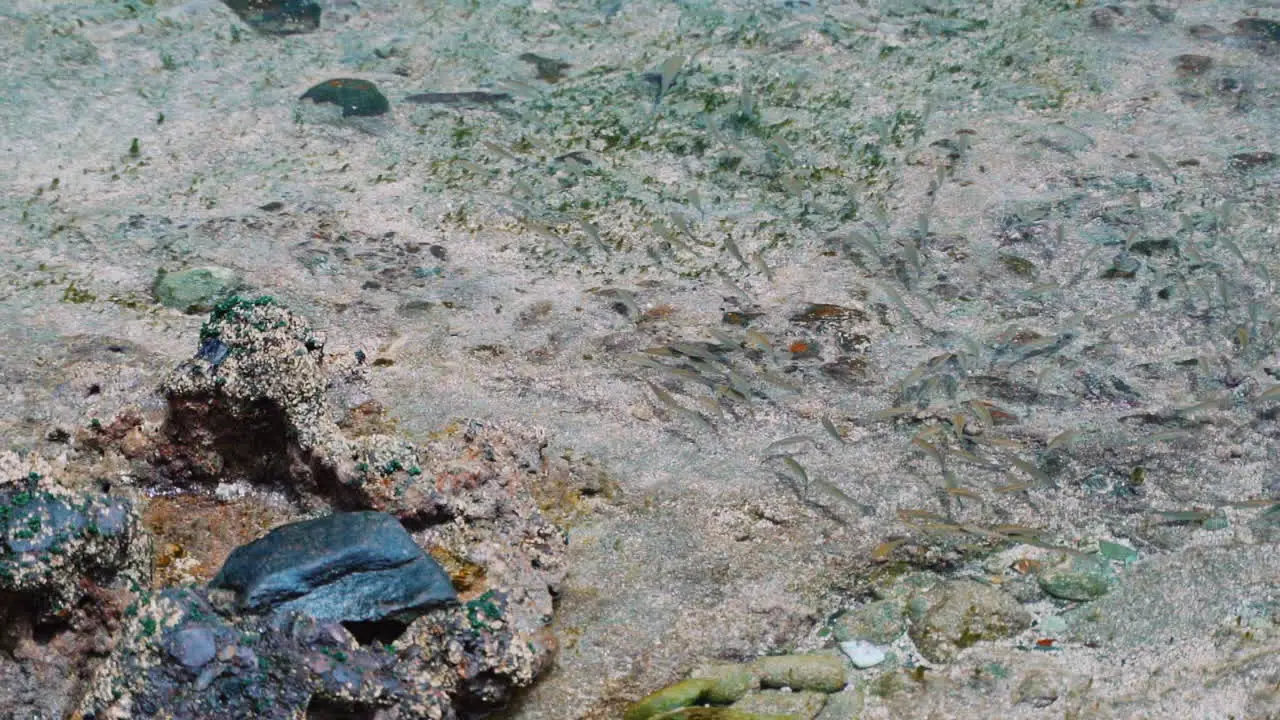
<box><xmin>210</xmin><ymin>511</ymin><xmax>456</xmax><ymax>624</ymax></box>
<box><xmin>196</xmin><ymin>337</ymin><xmax>230</xmax><ymax>368</ymax></box>
<box><xmin>223</xmin><ymin>0</ymin><xmax>321</xmax><ymax>35</ymax></box>
<box><xmin>167</xmin><ymin>626</ymin><xmax>217</xmax><ymax>670</ymax></box>
<box><xmin>300</xmin><ymin>79</ymin><xmax>390</xmax><ymax>117</ymax></box>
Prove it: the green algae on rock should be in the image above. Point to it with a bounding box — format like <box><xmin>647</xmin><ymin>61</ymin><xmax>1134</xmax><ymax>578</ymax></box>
<box><xmin>223</xmin><ymin>0</ymin><xmax>321</xmax><ymax>35</ymax></box>
<box><xmin>732</xmin><ymin>688</ymin><xmax>827</xmax><ymax>718</ymax></box>
<box><xmin>625</xmin><ymin>678</ymin><xmax>718</xmax><ymax>720</ymax></box>
<box><xmin>153</xmin><ymin>266</ymin><xmax>242</xmax><ymax>314</ymax></box>
<box><xmin>830</xmin><ymin>599</ymin><xmax>907</xmax><ymax>644</ymax></box>
<box><xmin>690</xmin><ymin>663</ymin><xmax>757</xmax><ymax>704</ymax></box>
<box><xmin>753</xmin><ymin>654</ymin><xmax>847</xmax><ymax>693</ymax></box>
<box><xmin>650</xmin><ymin>708</ymin><xmax>796</xmax><ymax>720</ymax></box>
<box><xmin>1037</xmin><ymin>554</ymin><xmax>1116</xmax><ymax>601</ymax></box>
<box><xmin>301</xmin><ymin>79</ymin><xmax>390</xmax><ymax>117</ymax></box>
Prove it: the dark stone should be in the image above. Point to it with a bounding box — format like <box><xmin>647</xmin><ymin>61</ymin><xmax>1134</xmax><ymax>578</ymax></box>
<box><xmin>223</xmin><ymin>0</ymin><xmax>321</xmax><ymax>35</ymax></box>
<box><xmin>90</xmin><ymin>587</ymin><xmax>454</xmax><ymax>719</ymax></box>
<box><xmin>1172</xmin><ymin>54</ymin><xmax>1213</xmax><ymax>76</ymax></box>
<box><xmin>518</xmin><ymin>53</ymin><xmax>571</xmax><ymax>83</ymax></box>
<box><xmin>1233</xmin><ymin>18</ymin><xmax>1280</xmax><ymax>44</ymax></box>
<box><xmin>1217</xmin><ymin>77</ymin><xmax>1244</xmax><ymax>95</ymax></box>
<box><xmin>1187</xmin><ymin>24</ymin><xmax>1224</xmax><ymax>41</ymax></box>
<box><xmin>300</xmin><ymin>79</ymin><xmax>390</xmax><ymax>118</ymax></box>
<box><xmin>1091</xmin><ymin>7</ymin><xmax>1121</xmax><ymax>30</ymax></box>
<box><xmin>1129</xmin><ymin>237</ymin><xmax>1176</xmax><ymax>255</ymax></box>
<box><xmin>210</xmin><ymin>511</ymin><xmax>456</xmax><ymax>624</ymax></box>
<box><xmin>1229</xmin><ymin>152</ymin><xmax>1277</xmax><ymax>171</ymax></box>
<box><xmin>167</xmin><ymin>626</ymin><xmax>217</xmax><ymax>670</ymax></box>
<box><xmin>1</xmin><ymin>487</ymin><xmax>131</xmax><ymax>556</ymax></box>
<box><xmin>196</xmin><ymin>337</ymin><xmax>230</xmax><ymax>368</ymax></box>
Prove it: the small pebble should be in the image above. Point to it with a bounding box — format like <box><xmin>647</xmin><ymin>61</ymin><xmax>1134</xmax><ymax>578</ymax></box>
<box><xmin>839</xmin><ymin>640</ymin><xmax>886</xmax><ymax>669</ymax></box>
<box><xmin>1172</xmin><ymin>54</ymin><xmax>1213</xmax><ymax>76</ymax></box>
<box><xmin>167</xmin><ymin>627</ymin><xmax>217</xmax><ymax>670</ymax></box>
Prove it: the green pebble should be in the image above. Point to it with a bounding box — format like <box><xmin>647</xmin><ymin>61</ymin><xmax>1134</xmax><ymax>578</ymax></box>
<box><xmin>690</xmin><ymin>663</ymin><xmax>756</xmax><ymax>704</ymax></box>
<box><xmin>831</xmin><ymin>600</ymin><xmax>906</xmax><ymax>644</ymax></box>
<box><xmin>731</xmin><ymin>689</ymin><xmax>827</xmax><ymax>717</ymax></box>
<box><xmin>1097</xmin><ymin>540</ymin><xmax>1138</xmax><ymax>564</ymax></box>
<box><xmin>624</xmin><ymin>679</ymin><xmax>715</xmax><ymax>720</ymax></box>
<box><xmin>153</xmin><ymin>267</ymin><xmax>242</xmax><ymax>314</ymax></box>
<box><xmin>650</xmin><ymin>708</ymin><xmax>794</xmax><ymax>720</ymax></box>
<box><xmin>752</xmin><ymin>654</ymin><xmax>847</xmax><ymax>694</ymax></box>
<box><xmin>300</xmin><ymin>78</ymin><xmax>390</xmax><ymax>117</ymax></box>
<box><xmin>1038</xmin><ymin>554</ymin><xmax>1116</xmax><ymax>601</ymax></box>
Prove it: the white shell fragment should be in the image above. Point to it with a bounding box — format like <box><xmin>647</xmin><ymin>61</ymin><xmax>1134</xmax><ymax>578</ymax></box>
<box><xmin>839</xmin><ymin>640</ymin><xmax>887</xmax><ymax>669</ymax></box>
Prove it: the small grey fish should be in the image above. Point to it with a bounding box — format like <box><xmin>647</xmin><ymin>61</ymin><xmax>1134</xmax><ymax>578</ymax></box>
<box><xmin>765</xmin><ymin>434</ymin><xmax>816</xmax><ymax>456</ymax></box>
<box><xmin>405</xmin><ymin>91</ymin><xmax>512</xmax><ymax>105</ymax></box>
<box><xmin>670</xmin><ymin>342</ymin><xmax>720</xmax><ymax>361</ymax></box>
<box><xmin>724</xmin><ymin>236</ymin><xmax>748</xmax><ymax>266</ymax></box>
<box><xmin>821</xmin><ymin>416</ymin><xmax>846</xmax><ymax>445</ymax></box>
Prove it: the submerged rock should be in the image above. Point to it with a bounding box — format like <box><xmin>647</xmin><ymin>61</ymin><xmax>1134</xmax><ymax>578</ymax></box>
<box><xmin>831</xmin><ymin>599</ymin><xmax>906</xmax><ymax>644</ymax></box>
<box><xmin>1229</xmin><ymin>151</ymin><xmax>1277</xmax><ymax>171</ymax></box>
<box><xmin>732</xmin><ymin>689</ymin><xmax>827</xmax><ymax>718</ymax></box>
<box><xmin>907</xmin><ymin>580</ymin><xmax>1032</xmax><ymax>663</ymax></box>
<box><xmin>690</xmin><ymin>663</ymin><xmax>756</xmax><ymax>704</ymax></box>
<box><xmin>1038</xmin><ymin>554</ymin><xmax>1116</xmax><ymax>601</ymax></box>
<box><xmin>57</xmin><ymin>298</ymin><xmax>565</xmax><ymax>718</ymax></box>
<box><xmin>650</xmin><ymin>709</ymin><xmax>793</xmax><ymax>720</ymax></box>
<box><xmin>153</xmin><ymin>266</ymin><xmax>242</xmax><ymax>314</ymax></box>
<box><xmin>210</xmin><ymin>511</ymin><xmax>457</xmax><ymax>624</ymax></box>
<box><xmin>1014</xmin><ymin>669</ymin><xmax>1062</xmax><ymax>708</ymax></box>
<box><xmin>0</xmin><ymin>469</ymin><xmax>149</xmax><ymax>622</ymax></box>
<box><xmin>223</xmin><ymin>0</ymin><xmax>321</xmax><ymax>35</ymax></box>
<box><xmin>80</xmin><ymin>587</ymin><xmax>457</xmax><ymax>720</ymax></box>
<box><xmin>839</xmin><ymin>639</ymin><xmax>887</xmax><ymax>669</ymax></box>
<box><xmin>625</xmin><ymin>679</ymin><xmax>717</xmax><ymax>720</ymax></box>
<box><xmin>1232</xmin><ymin>18</ymin><xmax>1280</xmax><ymax>44</ymax></box>
<box><xmin>166</xmin><ymin>626</ymin><xmax>217</xmax><ymax>670</ymax></box>
<box><xmin>752</xmin><ymin>654</ymin><xmax>847</xmax><ymax>693</ymax></box>
<box><xmin>300</xmin><ymin>78</ymin><xmax>390</xmax><ymax>117</ymax></box>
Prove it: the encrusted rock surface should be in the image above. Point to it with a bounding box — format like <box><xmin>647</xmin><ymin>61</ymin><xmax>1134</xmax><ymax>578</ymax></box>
<box><xmin>0</xmin><ymin>463</ymin><xmax>149</xmax><ymax>623</ymax></box>
<box><xmin>906</xmin><ymin>579</ymin><xmax>1033</xmax><ymax>664</ymax></box>
<box><xmin>0</xmin><ymin>299</ymin><xmax>565</xmax><ymax>719</ymax></box>
<box><xmin>4</xmin><ymin>0</ymin><xmax>1280</xmax><ymax>716</ymax></box>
